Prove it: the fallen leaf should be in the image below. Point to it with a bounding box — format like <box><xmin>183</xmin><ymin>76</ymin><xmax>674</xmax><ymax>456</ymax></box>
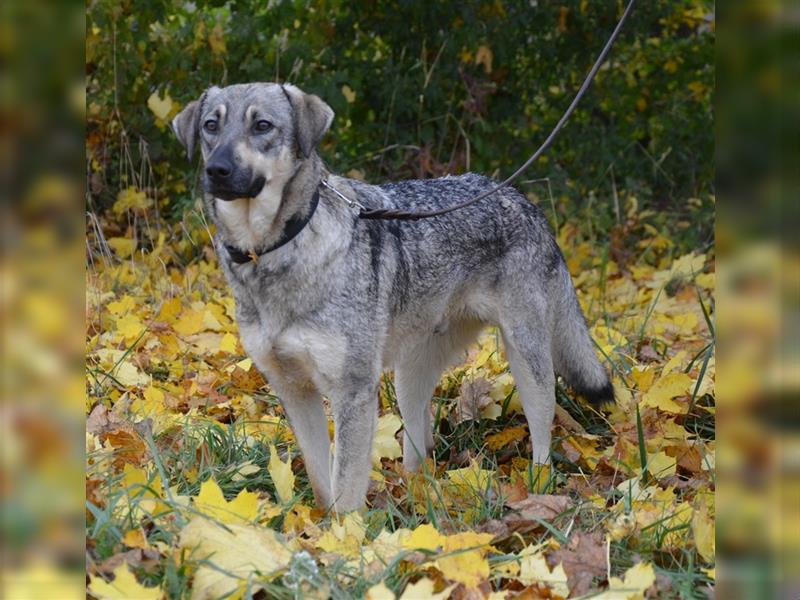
<box><xmin>692</xmin><ymin>499</ymin><xmax>715</xmax><ymax>563</ymax></box>
<box><xmin>593</xmin><ymin>562</ymin><xmax>656</xmax><ymax>599</ymax></box>
<box><xmin>506</xmin><ymin>494</ymin><xmax>573</xmax><ymax>521</ymax></box>
<box><xmin>399</xmin><ymin>578</ymin><xmax>455</xmax><ymax>600</ymax></box>
<box><xmin>485</xmin><ymin>426</ymin><xmax>527</xmax><ymax>450</ymax></box>
<box><xmin>88</xmin><ymin>564</ymin><xmax>161</xmax><ymax>600</ymax></box>
<box><xmin>548</xmin><ymin>531</ymin><xmax>607</xmax><ymax>596</ymax></box>
<box><xmin>372</xmin><ymin>413</ymin><xmax>402</xmax><ymax>465</ymax></box>
<box><xmin>268</xmin><ymin>444</ymin><xmax>295</xmax><ymax>504</ymax></box>
<box><xmin>366</xmin><ymin>581</ymin><xmax>395</xmax><ymax>600</ymax></box>
<box><xmin>193</xmin><ymin>478</ymin><xmax>258</xmax><ymax>524</ymax></box>
<box><xmin>640</xmin><ymin>372</ymin><xmax>692</xmax><ymax>413</ymax></box>
<box><xmin>179</xmin><ymin>517</ymin><xmax>292</xmax><ymax>600</ymax></box>
<box><xmin>456</xmin><ymin>378</ymin><xmax>494</xmax><ymax>422</ymax></box>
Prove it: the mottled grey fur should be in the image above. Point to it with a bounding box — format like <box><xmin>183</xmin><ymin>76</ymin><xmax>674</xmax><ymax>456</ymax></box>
<box><xmin>172</xmin><ymin>82</ymin><xmax>612</xmax><ymax>513</ymax></box>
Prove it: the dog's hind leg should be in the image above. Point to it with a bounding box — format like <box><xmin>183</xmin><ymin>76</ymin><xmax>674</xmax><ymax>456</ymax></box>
<box><xmin>500</xmin><ymin>314</ymin><xmax>556</xmax><ymax>466</ymax></box>
<box><xmin>396</xmin><ymin>319</ymin><xmax>485</xmax><ymax>472</ymax></box>
<box><xmin>395</xmin><ymin>362</ymin><xmax>440</xmax><ymax>472</ymax></box>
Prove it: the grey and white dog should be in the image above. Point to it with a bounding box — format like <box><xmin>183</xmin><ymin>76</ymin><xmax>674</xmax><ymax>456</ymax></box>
<box><xmin>172</xmin><ymin>82</ymin><xmax>613</xmax><ymax>513</ymax></box>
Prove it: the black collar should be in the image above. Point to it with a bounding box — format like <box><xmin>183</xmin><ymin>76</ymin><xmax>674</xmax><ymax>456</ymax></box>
<box><xmin>224</xmin><ymin>189</ymin><xmax>320</xmax><ymax>264</ymax></box>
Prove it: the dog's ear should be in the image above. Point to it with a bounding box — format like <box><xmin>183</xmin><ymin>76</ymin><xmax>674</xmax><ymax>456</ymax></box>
<box><xmin>282</xmin><ymin>84</ymin><xmax>334</xmax><ymax>159</ymax></box>
<box><xmin>171</xmin><ymin>95</ymin><xmax>204</xmax><ymax>159</ymax></box>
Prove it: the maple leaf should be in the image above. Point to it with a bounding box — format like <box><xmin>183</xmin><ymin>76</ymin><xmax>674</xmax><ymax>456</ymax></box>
<box><xmin>518</xmin><ymin>546</ymin><xmax>569</xmax><ymax>597</ymax></box>
<box><xmin>316</xmin><ymin>512</ymin><xmax>367</xmax><ymax>557</ymax></box>
<box><xmin>192</xmin><ymin>478</ymin><xmax>258</xmax><ymax>524</ymax></box>
<box><xmin>88</xmin><ymin>564</ymin><xmax>161</xmax><ymax>600</ymax></box>
<box><xmin>371</xmin><ymin>413</ymin><xmax>402</xmax><ymax>466</ymax></box>
<box><xmin>548</xmin><ymin>531</ymin><xmax>607</xmax><ymax>597</ymax></box>
<box><xmin>179</xmin><ymin>517</ymin><xmax>292</xmax><ymax>600</ymax></box>
<box><xmin>640</xmin><ymin>371</ymin><xmax>692</xmax><ymax>413</ymax></box>
<box><xmin>692</xmin><ymin>497</ymin><xmax>715</xmax><ymax>563</ymax></box>
<box><xmin>593</xmin><ymin>562</ymin><xmax>656</xmax><ymax>599</ymax></box>
<box><xmin>268</xmin><ymin>444</ymin><xmax>295</xmax><ymax>504</ymax></box>
<box><xmin>173</xmin><ymin>308</ymin><xmax>206</xmax><ymax>336</ymax></box>
<box><xmin>113</xmin><ymin>187</ymin><xmax>151</xmax><ymax>215</ymax></box>
<box><xmin>398</xmin><ymin>578</ymin><xmax>455</xmax><ymax>600</ymax></box>
<box><xmin>147</xmin><ymin>91</ymin><xmax>174</xmax><ymax>122</ymax></box>
<box><xmin>366</xmin><ymin>581</ymin><xmax>395</xmax><ymax>600</ymax></box>
<box><xmin>506</xmin><ymin>494</ymin><xmax>572</xmax><ymax>521</ymax></box>
<box><xmin>107</xmin><ymin>237</ymin><xmax>137</xmax><ymax>258</ymax></box>
<box><xmin>485</xmin><ymin>425</ymin><xmax>527</xmax><ymax>450</ymax></box>
<box><xmin>455</xmin><ymin>377</ymin><xmax>495</xmax><ymax>422</ymax></box>
<box><xmin>435</xmin><ymin>531</ymin><xmax>495</xmax><ymax>588</ymax></box>
<box><xmin>403</xmin><ymin>523</ymin><xmax>443</xmax><ymax>551</ymax></box>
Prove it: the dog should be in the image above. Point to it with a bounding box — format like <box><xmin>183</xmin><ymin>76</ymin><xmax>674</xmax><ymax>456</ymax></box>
<box><xmin>172</xmin><ymin>82</ymin><xmax>613</xmax><ymax>513</ymax></box>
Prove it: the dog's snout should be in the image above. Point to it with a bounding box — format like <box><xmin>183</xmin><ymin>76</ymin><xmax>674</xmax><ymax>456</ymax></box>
<box><xmin>206</xmin><ymin>158</ymin><xmax>234</xmax><ymax>181</ymax></box>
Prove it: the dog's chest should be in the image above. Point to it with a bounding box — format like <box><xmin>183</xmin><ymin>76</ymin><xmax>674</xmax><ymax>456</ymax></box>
<box><xmin>238</xmin><ymin>315</ymin><xmax>347</xmax><ymax>388</ymax></box>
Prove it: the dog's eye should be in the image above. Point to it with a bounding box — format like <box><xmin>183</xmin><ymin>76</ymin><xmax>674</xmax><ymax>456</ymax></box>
<box><xmin>254</xmin><ymin>120</ymin><xmax>273</xmax><ymax>133</ymax></box>
<box><xmin>204</xmin><ymin>119</ymin><xmax>218</xmax><ymax>133</ymax></box>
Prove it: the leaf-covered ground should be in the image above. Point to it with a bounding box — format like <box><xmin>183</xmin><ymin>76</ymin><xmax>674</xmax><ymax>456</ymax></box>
<box><xmin>86</xmin><ymin>196</ymin><xmax>715</xmax><ymax>599</ymax></box>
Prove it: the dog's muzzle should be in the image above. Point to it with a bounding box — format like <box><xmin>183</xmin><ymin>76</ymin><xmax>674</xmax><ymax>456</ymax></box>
<box><xmin>204</xmin><ymin>152</ymin><xmax>265</xmax><ymax>201</ymax></box>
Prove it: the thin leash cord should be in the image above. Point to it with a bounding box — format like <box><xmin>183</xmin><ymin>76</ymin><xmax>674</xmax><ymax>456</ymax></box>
<box><xmin>358</xmin><ymin>0</ymin><xmax>635</xmax><ymax>221</ymax></box>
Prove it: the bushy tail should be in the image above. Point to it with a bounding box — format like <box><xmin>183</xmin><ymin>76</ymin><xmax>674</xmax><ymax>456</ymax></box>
<box><xmin>552</xmin><ymin>267</ymin><xmax>614</xmax><ymax>406</ymax></box>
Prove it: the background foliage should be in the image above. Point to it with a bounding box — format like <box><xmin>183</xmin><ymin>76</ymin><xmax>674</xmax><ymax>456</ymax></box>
<box><xmin>86</xmin><ymin>0</ymin><xmax>714</xmax><ymax>250</ymax></box>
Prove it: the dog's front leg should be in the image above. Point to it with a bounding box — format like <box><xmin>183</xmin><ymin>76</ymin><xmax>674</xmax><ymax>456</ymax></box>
<box><xmin>329</xmin><ymin>381</ymin><xmax>379</xmax><ymax>513</ymax></box>
<box><xmin>277</xmin><ymin>387</ymin><xmax>333</xmax><ymax>508</ymax></box>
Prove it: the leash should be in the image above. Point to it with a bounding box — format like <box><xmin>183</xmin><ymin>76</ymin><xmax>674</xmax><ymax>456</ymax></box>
<box><xmin>353</xmin><ymin>0</ymin><xmax>635</xmax><ymax>221</ymax></box>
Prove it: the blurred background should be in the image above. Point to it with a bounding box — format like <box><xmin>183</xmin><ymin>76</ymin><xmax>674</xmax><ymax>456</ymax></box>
<box><xmin>0</xmin><ymin>0</ymin><xmax>795</xmax><ymax>597</ymax></box>
<box><xmin>85</xmin><ymin>0</ymin><xmax>714</xmax><ymax>251</ymax></box>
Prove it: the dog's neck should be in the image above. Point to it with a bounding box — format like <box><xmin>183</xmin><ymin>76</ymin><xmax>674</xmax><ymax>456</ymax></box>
<box><xmin>210</xmin><ymin>152</ymin><xmax>324</xmax><ymax>253</ymax></box>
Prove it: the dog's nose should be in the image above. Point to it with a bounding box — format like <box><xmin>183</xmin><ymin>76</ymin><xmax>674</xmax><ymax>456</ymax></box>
<box><xmin>206</xmin><ymin>158</ymin><xmax>234</xmax><ymax>181</ymax></box>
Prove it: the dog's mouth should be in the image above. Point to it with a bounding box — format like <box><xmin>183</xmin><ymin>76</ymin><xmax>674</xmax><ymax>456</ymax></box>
<box><xmin>207</xmin><ymin>176</ymin><xmax>266</xmax><ymax>201</ymax></box>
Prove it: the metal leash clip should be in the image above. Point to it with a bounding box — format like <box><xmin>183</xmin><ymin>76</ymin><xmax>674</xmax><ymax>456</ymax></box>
<box><xmin>321</xmin><ymin>179</ymin><xmax>366</xmax><ymax>215</ymax></box>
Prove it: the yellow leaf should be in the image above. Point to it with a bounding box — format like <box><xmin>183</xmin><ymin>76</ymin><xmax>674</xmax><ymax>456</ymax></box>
<box><xmin>693</xmin><ymin>500</ymin><xmax>715</xmax><ymax>563</ymax></box>
<box><xmin>193</xmin><ymin>478</ymin><xmax>258</xmax><ymax>524</ymax></box>
<box><xmin>122</xmin><ymin>464</ymin><xmax>167</xmax><ymax>515</ymax></box>
<box><xmin>475</xmin><ymin>44</ymin><xmax>493</xmax><ymax>74</ymax></box>
<box><xmin>179</xmin><ymin>517</ymin><xmax>292</xmax><ymax>600</ymax></box>
<box><xmin>366</xmin><ymin>581</ymin><xmax>395</xmax><ymax>600</ymax></box>
<box><xmin>372</xmin><ymin>413</ymin><xmax>402</xmax><ymax>465</ymax></box>
<box><xmin>661</xmin><ymin>350</ymin><xmax>687</xmax><ymax>375</ymax></box>
<box><xmin>147</xmin><ymin>91</ymin><xmax>174</xmax><ymax>121</ymax></box>
<box><xmin>316</xmin><ymin>512</ymin><xmax>366</xmax><ymax>556</ymax></box>
<box><xmin>593</xmin><ymin>562</ymin><xmax>656</xmax><ymax>600</ymax></box>
<box><xmin>485</xmin><ymin>426</ymin><xmax>527</xmax><ymax>451</ymax></box>
<box><xmin>643</xmin><ymin>451</ymin><xmax>676</xmax><ymax>478</ymax></box>
<box><xmin>518</xmin><ymin>551</ymin><xmax>569</xmax><ymax>597</ymax></box>
<box><xmin>113</xmin><ymin>187</ymin><xmax>152</xmax><ymax>215</ymax></box>
<box><xmin>436</xmin><ymin>548</ymin><xmax>489</xmax><ymax>588</ymax></box>
<box><xmin>158</xmin><ymin>297</ymin><xmax>182</xmax><ymax>323</ymax></box>
<box><xmin>88</xmin><ymin>565</ymin><xmax>161</xmax><ymax>600</ymax></box>
<box><xmin>107</xmin><ymin>295</ymin><xmax>135</xmax><ymax>315</ymax></box>
<box><xmin>173</xmin><ymin>308</ymin><xmax>205</xmax><ymax>336</ymax></box>
<box><xmin>122</xmin><ymin>528</ymin><xmax>148</xmax><ymax>549</ymax></box>
<box><xmin>268</xmin><ymin>444</ymin><xmax>295</xmax><ymax>504</ymax></box>
<box><xmin>640</xmin><ymin>372</ymin><xmax>692</xmax><ymax>413</ymax></box>
<box><xmin>220</xmin><ymin>332</ymin><xmax>238</xmax><ymax>353</ymax></box>
<box><xmin>446</xmin><ymin>459</ymin><xmax>494</xmax><ymax>494</ymax></box>
<box><xmin>404</xmin><ymin>523</ymin><xmax>443</xmax><ymax>551</ymax></box>
<box><xmin>341</xmin><ymin>84</ymin><xmax>356</xmax><ymax>103</ymax></box>
<box><xmin>426</xmin><ymin>531</ymin><xmax>495</xmax><ymax>589</ymax></box>
<box><xmin>399</xmin><ymin>578</ymin><xmax>455</xmax><ymax>600</ymax></box>
<box><xmin>107</xmin><ymin>237</ymin><xmax>137</xmax><ymax>258</ymax></box>
<box><xmin>116</xmin><ymin>313</ymin><xmax>145</xmax><ymax>344</ymax></box>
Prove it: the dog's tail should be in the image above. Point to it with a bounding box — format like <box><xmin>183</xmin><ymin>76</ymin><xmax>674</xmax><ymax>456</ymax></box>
<box><xmin>552</xmin><ymin>266</ymin><xmax>615</xmax><ymax>407</ymax></box>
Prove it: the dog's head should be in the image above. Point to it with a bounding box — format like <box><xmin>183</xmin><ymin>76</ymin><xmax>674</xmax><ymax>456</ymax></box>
<box><xmin>172</xmin><ymin>83</ymin><xmax>334</xmax><ymax>201</ymax></box>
